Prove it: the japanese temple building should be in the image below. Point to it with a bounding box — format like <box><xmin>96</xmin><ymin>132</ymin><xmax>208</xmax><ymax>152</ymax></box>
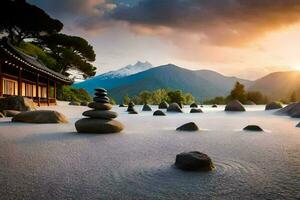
<box><xmin>0</xmin><ymin>38</ymin><xmax>73</xmax><ymax>106</ymax></box>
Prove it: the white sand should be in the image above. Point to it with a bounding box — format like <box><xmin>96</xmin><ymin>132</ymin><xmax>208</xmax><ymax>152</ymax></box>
<box><xmin>0</xmin><ymin>102</ymin><xmax>300</xmax><ymax>199</ymax></box>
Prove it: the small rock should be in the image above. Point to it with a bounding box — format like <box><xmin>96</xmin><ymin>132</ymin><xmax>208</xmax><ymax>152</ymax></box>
<box><xmin>119</xmin><ymin>104</ymin><xmax>127</xmax><ymax>107</ymax></box>
<box><xmin>167</xmin><ymin>103</ymin><xmax>183</xmax><ymax>113</ymax></box>
<box><xmin>94</xmin><ymin>92</ymin><xmax>108</xmax><ymax>97</ymax></box>
<box><xmin>83</xmin><ymin>110</ymin><xmax>118</xmax><ymax>119</ymax></box>
<box><xmin>190</xmin><ymin>108</ymin><xmax>203</xmax><ymax>113</ymax></box>
<box><xmin>225</xmin><ymin>100</ymin><xmax>246</xmax><ymax>112</ymax></box>
<box><xmin>243</xmin><ymin>125</ymin><xmax>264</xmax><ymax>132</ymax></box>
<box><xmin>128</xmin><ymin>110</ymin><xmax>138</xmax><ymax>114</ymax></box>
<box><xmin>75</xmin><ymin>118</ymin><xmax>123</xmax><ymax>133</ymax></box>
<box><xmin>265</xmin><ymin>102</ymin><xmax>283</xmax><ymax>110</ymax></box>
<box><xmin>12</xmin><ymin>110</ymin><xmax>68</xmax><ymax>124</ymax></box>
<box><xmin>296</xmin><ymin>122</ymin><xmax>300</xmax><ymax>128</ymax></box>
<box><xmin>190</xmin><ymin>103</ymin><xmax>198</xmax><ymax>108</ymax></box>
<box><xmin>176</xmin><ymin>122</ymin><xmax>199</xmax><ymax>131</ymax></box>
<box><xmin>153</xmin><ymin>110</ymin><xmax>166</xmax><ymax>116</ymax></box>
<box><xmin>212</xmin><ymin>104</ymin><xmax>217</xmax><ymax>108</ymax></box>
<box><xmin>69</xmin><ymin>101</ymin><xmax>80</xmax><ymax>106</ymax></box>
<box><xmin>80</xmin><ymin>102</ymin><xmax>89</xmax><ymax>106</ymax></box>
<box><xmin>88</xmin><ymin>102</ymin><xmax>112</xmax><ymax>110</ymax></box>
<box><xmin>3</xmin><ymin>110</ymin><xmax>21</xmax><ymax>117</ymax></box>
<box><xmin>0</xmin><ymin>112</ymin><xmax>4</xmax><ymax>118</ymax></box>
<box><xmin>159</xmin><ymin>101</ymin><xmax>169</xmax><ymax>109</ymax></box>
<box><xmin>142</xmin><ymin>104</ymin><xmax>152</xmax><ymax>111</ymax></box>
<box><xmin>175</xmin><ymin>151</ymin><xmax>214</xmax><ymax>171</ymax></box>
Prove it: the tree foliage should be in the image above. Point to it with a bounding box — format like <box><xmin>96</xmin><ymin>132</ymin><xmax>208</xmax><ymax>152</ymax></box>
<box><xmin>57</xmin><ymin>86</ymin><xmax>92</xmax><ymax>102</ymax></box>
<box><xmin>38</xmin><ymin>34</ymin><xmax>97</xmax><ymax>78</ymax></box>
<box><xmin>0</xmin><ymin>0</ymin><xmax>63</xmax><ymax>44</ymax></box>
<box><xmin>122</xmin><ymin>89</ymin><xmax>196</xmax><ymax>105</ymax></box>
<box><xmin>228</xmin><ymin>81</ymin><xmax>247</xmax><ymax>103</ymax></box>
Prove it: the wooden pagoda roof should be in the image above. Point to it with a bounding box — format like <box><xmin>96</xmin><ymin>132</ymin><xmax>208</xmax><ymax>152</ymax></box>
<box><xmin>0</xmin><ymin>38</ymin><xmax>73</xmax><ymax>84</ymax></box>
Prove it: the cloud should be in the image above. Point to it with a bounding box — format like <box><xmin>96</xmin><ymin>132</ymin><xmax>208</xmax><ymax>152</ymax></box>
<box><xmin>109</xmin><ymin>0</ymin><xmax>300</xmax><ymax>46</ymax></box>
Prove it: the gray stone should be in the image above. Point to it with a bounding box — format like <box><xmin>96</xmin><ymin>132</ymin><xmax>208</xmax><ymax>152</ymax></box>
<box><xmin>153</xmin><ymin>110</ymin><xmax>166</xmax><ymax>116</ymax></box>
<box><xmin>83</xmin><ymin>110</ymin><xmax>117</xmax><ymax>119</ymax></box>
<box><xmin>175</xmin><ymin>151</ymin><xmax>214</xmax><ymax>171</ymax></box>
<box><xmin>167</xmin><ymin>103</ymin><xmax>183</xmax><ymax>113</ymax></box>
<box><xmin>142</xmin><ymin>104</ymin><xmax>152</xmax><ymax>111</ymax></box>
<box><xmin>176</xmin><ymin>122</ymin><xmax>199</xmax><ymax>131</ymax></box>
<box><xmin>243</xmin><ymin>125</ymin><xmax>264</xmax><ymax>132</ymax></box>
<box><xmin>12</xmin><ymin>110</ymin><xmax>68</xmax><ymax>124</ymax></box>
<box><xmin>127</xmin><ymin>106</ymin><xmax>135</xmax><ymax>112</ymax></box>
<box><xmin>190</xmin><ymin>103</ymin><xmax>198</xmax><ymax>108</ymax></box>
<box><xmin>75</xmin><ymin>118</ymin><xmax>123</xmax><ymax>134</ymax></box>
<box><xmin>0</xmin><ymin>96</ymin><xmax>35</xmax><ymax>111</ymax></box>
<box><xmin>88</xmin><ymin>102</ymin><xmax>112</xmax><ymax>110</ymax></box>
<box><xmin>69</xmin><ymin>101</ymin><xmax>80</xmax><ymax>106</ymax></box>
<box><xmin>80</xmin><ymin>102</ymin><xmax>89</xmax><ymax>106</ymax></box>
<box><xmin>225</xmin><ymin>100</ymin><xmax>246</xmax><ymax>112</ymax></box>
<box><xmin>94</xmin><ymin>92</ymin><xmax>108</xmax><ymax>97</ymax></box>
<box><xmin>212</xmin><ymin>104</ymin><xmax>217</xmax><ymax>108</ymax></box>
<box><xmin>159</xmin><ymin>101</ymin><xmax>169</xmax><ymax>109</ymax></box>
<box><xmin>265</xmin><ymin>102</ymin><xmax>283</xmax><ymax>110</ymax></box>
<box><xmin>190</xmin><ymin>108</ymin><xmax>203</xmax><ymax>113</ymax></box>
<box><xmin>3</xmin><ymin>110</ymin><xmax>21</xmax><ymax>117</ymax></box>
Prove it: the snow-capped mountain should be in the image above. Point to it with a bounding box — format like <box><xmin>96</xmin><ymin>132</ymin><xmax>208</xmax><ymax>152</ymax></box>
<box><xmin>97</xmin><ymin>61</ymin><xmax>153</xmax><ymax>80</ymax></box>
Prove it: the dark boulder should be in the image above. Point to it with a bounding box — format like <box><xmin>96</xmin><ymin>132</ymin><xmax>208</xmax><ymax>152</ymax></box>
<box><xmin>190</xmin><ymin>103</ymin><xmax>198</xmax><ymax>108</ymax></box>
<box><xmin>175</xmin><ymin>151</ymin><xmax>214</xmax><ymax>171</ymax></box>
<box><xmin>12</xmin><ymin>110</ymin><xmax>68</xmax><ymax>124</ymax></box>
<box><xmin>142</xmin><ymin>104</ymin><xmax>152</xmax><ymax>111</ymax></box>
<box><xmin>0</xmin><ymin>96</ymin><xmax>35</xmax><ymax>111</ymax></box>
<box><xmin>265</xmin><ymin>102</ymin><xmax>283</xmax><ymax>110</ymax></box>
<box><xmin>212</xmin><ymin>104</ymin><xmax>217</xmax><ymax>108</ymax></box>
<box><xmin>128</xmin><ymin>110</ymin><xmax>138</xmax><ymax>114</ymax></box>
<box><xmin>176</xmin><ymin>122</ymin><xmax>199</xmax><ymax>131</ymax></box>
<box><xmin>153</xmin><ymin>110</ymin><xmax>166</xmax><ymax>116</ymax></box>
<box><xmin>225</xmin><ymin>100</ymin><xmax>246</xmax><ymax>112</ymax></box>
<box><xmin>190</xmin><ymin>108</ymin><xmax>203</xmax><ymax>113</ymax></box>
<box><xmin>159</xmin><ymin>101</ymin><xmax>169</xmax><ymax>109</ymax></box>
<box><xmin>243</xmin><ymin>125</ymin><xmax>264</xmax><ymax>132</ymax></box>
<box><xmin>167</xmin><ymin>103</ymin><xmax>183</xmax><ymax>113</ymax></box>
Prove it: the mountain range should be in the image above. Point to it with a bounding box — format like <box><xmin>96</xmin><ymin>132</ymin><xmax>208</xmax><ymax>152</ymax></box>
<box><xmin>74</xmin><ymin>61</ymin><xmax>300</xmax><ymax>103</ymax></box>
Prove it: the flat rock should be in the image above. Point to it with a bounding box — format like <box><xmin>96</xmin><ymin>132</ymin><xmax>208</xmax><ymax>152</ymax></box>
<box><xmin>12</xmin><ymin>110</ymin><xmax>68</xmax><ymax>124</ymax></box>
<box><xmin>243</xmin><ymin>125</ymin><xmax>264</xmax><ymax>132</ymax></box>
<box><xmin>276</xmin><ymin>102</ymin><xmax>299</xmax><ymax>115</ymax></box>
<box><xmin>142</xmin><ymin>104</ymin><xmax>152</xmax><ymax>111</ymax></box>
<box><xmin>3</xmin><ymin>110</ymin><xmax>21</xmax><ymax>117</ymax></box>
<box><xmin>190</xmin><ymin>108</ymin><xmax>203</xmax><ymax>113</ymax></box>
<box><xmin>119</xmin><ymin>104</ymin><xmax>127</xmax><ymax>107</ymax></box>
<box><xmin>190</xmin><ymin>103</ymin><xmax>198</xmax><ymax>108</ymax></box>
<box><xmin>176</xmin><ymin>122</ymin><xmax>199</xmax><ymax>131</ymax></box>
<box><xmin>69</xmin><ymin>101</ymin><xmax>80</xmax><ymax>106</ymax></box>
<box><xmin>265</xmin><ymin>102</ymin><xmax>283</xmax><ymax>110</ymax></box>
<box><xmin>93</xmin><ymin>97</ymin><xmax>110</xmax><ymax>103</ymax></box>
<box><xmin>88</xmin><ymin>102</ymin><xmax>112</xmax><ymax>110</ymax></box>
<box><xmin>225</xmin><ymin>100</ymin><xmax>246</xmax><ymax>112</ymax></box>
<box><xmin>167</xmin><ymin>103</ymin><xmax>183</xmax><ymax>113</ymax></box>
<box><xmin>94</xmin><ymin>92</ymin><xmax>108</xmax><ymax>97</ymax></box>
<box><xmin>83</xmin><ymin>110</ymin><xmax>118</xmax><ymax>119</ymax></box>
<box><xmin>159</xmin><ymin>101</ymin><xmax>169</xmax><ymax>109</ymax></box>
<box><xmin>175</xmin><ymin>151</ymin><xmax>214</xmax><ymax>171</ymax></box>
<box><xmin>94</xmin><ymin>88</ymin><xmax>107</xmax><ymax>93</ymax></box>
<box><xmin>75</xmin><ymin>118</ymin><xmax>123</xmax><ymax>134</ymax></box>
<box><xmin>153</xmin><ymin>110</ymin><xmax>166</xmax><ymax>116</ymax></box>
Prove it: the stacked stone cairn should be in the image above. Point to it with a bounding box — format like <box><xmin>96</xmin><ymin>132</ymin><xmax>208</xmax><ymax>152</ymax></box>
<box><xmin>75</xmin><ymin>88</ymin><xmax>124</xmax><ymax>134</ymax></box>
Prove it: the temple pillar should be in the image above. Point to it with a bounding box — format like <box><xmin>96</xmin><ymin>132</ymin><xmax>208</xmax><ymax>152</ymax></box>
<box><xmin>36</xmin><ymin>74</ymin><xmax>40</xmax><ymax>107</ymax></box>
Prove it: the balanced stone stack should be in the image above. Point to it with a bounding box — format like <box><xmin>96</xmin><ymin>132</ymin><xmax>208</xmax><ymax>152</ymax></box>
<box><xmin>75</xmin><ymin>88</ymin><xmax>124</xmax><ymax>134</ymax></box>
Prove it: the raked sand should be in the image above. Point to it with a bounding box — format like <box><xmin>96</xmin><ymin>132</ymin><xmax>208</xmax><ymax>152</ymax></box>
<box><xmin>0</xmin><ymin>102</ymin><xmax>300</xmax><ymax>199</ymax></box>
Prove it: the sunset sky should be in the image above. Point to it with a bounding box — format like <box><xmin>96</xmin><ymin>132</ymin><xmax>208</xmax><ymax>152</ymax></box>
<box><xmin>28</xmin><ymin>0</ymin><xmax>300</xmax><ymax>80</ymax></box>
